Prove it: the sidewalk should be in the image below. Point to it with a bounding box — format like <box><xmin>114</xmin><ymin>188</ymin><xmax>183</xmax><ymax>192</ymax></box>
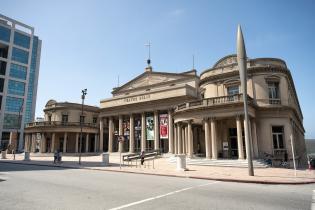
<box><xmin>1</xmin><ymin>153</ymin><xmax>315</xmax><ymax>185</ymax></box>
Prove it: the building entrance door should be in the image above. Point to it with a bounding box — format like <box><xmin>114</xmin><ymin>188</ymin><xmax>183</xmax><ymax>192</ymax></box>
<box><xmin>229</xmin><ymin>128</ymin><xmax>238</xmax><ymax>159</ymax></box>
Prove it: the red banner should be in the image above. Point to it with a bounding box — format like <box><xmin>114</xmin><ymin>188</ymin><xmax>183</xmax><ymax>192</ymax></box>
<box><xmin>159</xmin><ymin>114</ymin><xmax>168</xmax><ymax>139</ymax></box>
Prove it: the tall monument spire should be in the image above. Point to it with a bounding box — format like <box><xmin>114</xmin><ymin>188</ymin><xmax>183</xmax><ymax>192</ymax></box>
<box><xmin>237</xmin><ymin>24</ymin><xmax>254</xmax><ymax>176</ymax></box>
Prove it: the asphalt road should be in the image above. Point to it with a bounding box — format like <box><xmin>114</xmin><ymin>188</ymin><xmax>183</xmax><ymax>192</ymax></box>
<box><xmin>0</xmin><ymin>162</ymin><xmax>314</xmax><ymax>210</ymax></box>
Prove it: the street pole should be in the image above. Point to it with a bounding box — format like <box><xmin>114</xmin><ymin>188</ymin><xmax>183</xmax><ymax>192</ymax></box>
<box><xmin>79</xmin><ymin>89</ymin><xmax>87</xmax><ymax>165</ymax></box>
<box><xmin>237</xmin><ymin>25</ymin><xmax>254</xmax><ymax>176</ymax></box>
<box><xmin>290</xmin><ymin>134</ymin><xmax>297</xmax><ymax>177</ymax></box>
<box><xmin>15</xmin><ymin>99</ymin><xmax>24</xmax><ymax>160</ymax></box>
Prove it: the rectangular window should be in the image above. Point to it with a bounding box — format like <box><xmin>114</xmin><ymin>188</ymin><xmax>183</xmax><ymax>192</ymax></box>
<box><xmin>0</xmin><ymin>25</ymin><xmax>11</xmax><ymax>43</ymax></box>
<box><xmin>48</xmin><ymin>115</ymin><xmax>52</xmax><ymax>122</ymax></box>
<box><xmin>0</xmin><ymin>61</ymin><xmax>6</xmax><ymax>75</ymax></box>
<box><xmin>5</xmin><ymin>96</ymin><xmax>23</xmax><ymax>112</ymax></box>
<box><xmin>0</xmin><ymin>78</ymin><xmax>4</xmax><ymax>92</ymax></box>
<box><xmin>0</xmin><ymin>95</ymin><xmax>2</xmax><ymax>110</ymax></box>
<box><xmin>10</xmin><ymin>63</ymin><xmax>27</xmax><ymax>80</ymax></box>
<box><xmin>80</xmin><ymin>116</ymin><xmax>85</xmax><ymax>124</ymax></box>
<box><xmin>272</xmin><ymin>126</ymin><xmax>284</xmax><ymax>149</ymax></box>
<box><xmin>268</xmin><ymin>82</ymin><xmax>279</xmax><ymax>99</ymax></box>
<box><xmin>3</xmin><ymin>113</ymin><xmax>20</xmax><ymax>129</ymax></box>
<box><xmin>62</xmin><ymin>115</ymin><xmax>68</xmax><ymax>124</ymax></box>
<box><xmin>227</xmin><ymin>85</ymin><xmax>239</xmax><ymax>95</ymax></box>
<box><xmin>12</xmin><ymin>47</ymin><xmax>29</xmax><ymax>64</ymax></box>
<box><xmin>8</xmin><ymin>80</ymin><xmax>25</xmax><ymax>96</ymax></box>
<box><xmin>0</xmin><ymin>43</ymin><xmax>9</xmax><ymax>58</ymax></box>
<box><xmin>93</xmin><ymin>117</ymin><xmax>97</xmax><ymax>124</ymax></box>
<box><xmin>14</xmin><ymin>32</ymin><xmax>30</xmax><ymax>49</ymax></box>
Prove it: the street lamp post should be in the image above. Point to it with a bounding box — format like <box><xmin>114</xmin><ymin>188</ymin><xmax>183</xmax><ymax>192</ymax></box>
<box><xmin>79</xmin><ymin>89</ymin><xmax>87</xmax><ymax>165</ymax></box>
<box><xmin>237</xmin><ymin>25</ymin><xmax>254</xmax><ymax>176</ymax></box>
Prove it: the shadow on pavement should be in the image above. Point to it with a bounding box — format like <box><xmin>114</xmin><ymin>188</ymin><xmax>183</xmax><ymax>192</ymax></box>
<box><xmin>0</xmin><ymin>161</ymin><xmax>120</xmax><ymax>172</ymax></box>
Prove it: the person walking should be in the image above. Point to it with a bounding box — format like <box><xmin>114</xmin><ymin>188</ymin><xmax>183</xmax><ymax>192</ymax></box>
<box><xmin>140</xmin><ymin>151</ymin><xmax>145</xmax><ymax>165</ymax></box>
<box><xmin>54</xmin><ymin>150</ymin><xmax>58</xmax><ymax>164</ymax></box>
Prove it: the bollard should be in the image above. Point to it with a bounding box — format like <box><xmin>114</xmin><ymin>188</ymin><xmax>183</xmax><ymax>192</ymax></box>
<box><xmin>176</xmin><ymin>154</ymin><xmax>187</xmax><ymax>171</ymax></box>
<box><xmin>24</xmin><ymin>152</ymin><xmax>30</xmax><ymax>161</ymax></box>
<box><xmin>101</xmin><ymin>153</ymin><xmax>109</xmax><ymax>166</ymax></box>
<box><xmin>1</xmin><ymin>150</ymin><xmax>7</xmax><ymax>159</ymax></box>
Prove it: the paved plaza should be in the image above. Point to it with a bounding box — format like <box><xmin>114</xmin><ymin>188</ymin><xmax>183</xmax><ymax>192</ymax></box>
<box><xmin>0</xmin><ymin>153</ymin><xmax>314</xmax><ymax>184</ymax></box>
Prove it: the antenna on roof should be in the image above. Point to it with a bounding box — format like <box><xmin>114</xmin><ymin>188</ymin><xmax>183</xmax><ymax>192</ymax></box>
<box><xmin>145</xmin><ymin>42</ymin><xmax>151</xmax><ymax>67</ymax></box>
<box><xmin>117</xmin><ymin>75</ymin><xmax>120</xmax><ymax>87</ymax></box>
<box><xmin>192</xmin><ymin>54</ymin><xmax>195</xmax><ymax>70</ymax></box>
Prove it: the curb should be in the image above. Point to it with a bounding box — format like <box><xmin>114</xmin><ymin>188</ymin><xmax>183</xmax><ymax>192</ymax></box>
<box><xmin>1</xmin><ymin>160</ymin><xmax>314</xmax><ymax>185</ymax></box>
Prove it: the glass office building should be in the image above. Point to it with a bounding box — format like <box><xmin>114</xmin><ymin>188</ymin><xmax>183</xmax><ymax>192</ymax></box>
<box><xmin>0</xmin><ymin>14</ymin><xmax>41</xmax><ymax>150</ymax></box>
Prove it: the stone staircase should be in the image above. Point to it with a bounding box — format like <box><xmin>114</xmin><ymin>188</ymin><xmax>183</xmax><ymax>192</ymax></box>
<box><xmin>168</xmin><ymin>156</ymin><xmax>269</xmax><ymax>168</ymax></box>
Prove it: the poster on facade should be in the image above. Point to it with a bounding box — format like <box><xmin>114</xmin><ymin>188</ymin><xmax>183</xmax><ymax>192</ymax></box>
<box><xmin>146</xmin><ymin>116</ymin><xmax>154</xmax><ymax>140</ymax></box>
<box><xmin>159</xmin><ymin>114</ymin><xmax>168</xmax><ymax>139</ymax></box>
<box><xmin>123</xmin><ymin>120</ymin><xmax>130</xmax><ymax>136</ymax></box>
<box><xmin>135</xmin><ymin>119</ymin><xmax>141</xmax><ymax>131</ymax></box>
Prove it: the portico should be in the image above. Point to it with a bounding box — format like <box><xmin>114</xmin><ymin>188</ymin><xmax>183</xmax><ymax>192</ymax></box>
<box><xmin>99</xmin><ymin>67</ymin><xmax>200</xmax><ymax>154</ymax></box>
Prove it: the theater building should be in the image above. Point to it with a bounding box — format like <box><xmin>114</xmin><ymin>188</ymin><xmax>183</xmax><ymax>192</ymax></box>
<box><xmin>24</xmin><ymin>100</ymin><xmax>99</xmax><ymax>153</ymax></box>
<box><xmin>25</xmin><ymin>55</ymin><xmax>307</xmax><ymax>166</ymax></box>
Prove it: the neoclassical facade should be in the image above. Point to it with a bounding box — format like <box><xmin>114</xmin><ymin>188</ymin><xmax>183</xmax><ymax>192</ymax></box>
<box><xmin>25</xmin><ymin>55</ymin><xmax>307</xmax><ymax>166</ymax></box>
<box><xmin>24</xmin><ymin>100</ymin><xmax>99</xmax><ymax>153</ymax></box>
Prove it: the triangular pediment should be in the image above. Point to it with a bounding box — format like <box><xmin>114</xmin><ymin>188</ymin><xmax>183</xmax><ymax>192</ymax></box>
<box><xmin>113</xmin><ymin>71</ymin><xmax>196</xmax><ymax>94</ymax></box>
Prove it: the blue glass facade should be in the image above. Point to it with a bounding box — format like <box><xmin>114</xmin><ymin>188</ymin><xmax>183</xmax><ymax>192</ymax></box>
<box><xmin>9</xmin><ymin>63</ymin><xmax>27</xmax><ymax>80</ymax></box>
<box><xmin>14</xmin><ymin>32</ymin><xmax>30</xmax><ymax>49</ymax></box>
<box><xmin>8</xmin><ymin>79</ymin><xmax>25</xmax><ymax>96</ymax></box>
<box><xmin>0</xmin><ymin>25</ymin><xmax>10</xmax><ymax>43</ymax></box>
<box><xmin>12</xmin><ymin>47</ymin><xmax>29</xmax><ymax>64</ymax></box>
<box><xmin>24</xmin><ymin>36</ymin><xmax>39</xmax><ymax>124</ymax></box>
<box><xmin>5</xmin><ymin>96</ymin><xmax>23</xmax><ymax>112</ymax></box>
<box><xmin>3</xmin><ymin>113</ymin><xmax>20</xmax><ymax>129</ymax></box>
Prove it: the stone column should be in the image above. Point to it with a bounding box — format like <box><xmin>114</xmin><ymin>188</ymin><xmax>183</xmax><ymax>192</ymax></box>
<box><xmin>168</xmin><ymin>110</ymin><xmax>174</xmax><ymax>154</ymax></box>
<box><xmin>252</xmin><ymin>119</ymin><xmax>259</xmax><ymax>158</ymax></box>
<box><xmin>188</xmin><ymin>120</ymin><xmax>193</xmax><ymax>158</ymax></box>
<box><xmin>141</xmin><ymin>113</ymin><xmax>146</xmax><ymax>152</ymax></box>
<box><xmin>63</xmin><ymin>132</ymin><xmax>67</xmax><ymax>153</ymax></box>
<box><xmin>41</xmin><ymin>133</ymin><xmax>46</xmax><ymax>153</ymax></box>
<box><xmin>211</xmin><ymin>118</ymin><xmax>218</xmax><ymax>159</ymax></box>
<box><xmin>177</xmin><ymin>123</ymin><xmax>182</xmax><ymax>154</ymax></box>
<box><xmin>75</xmin><ymin>133</ymin><xmax>79</xmax><ymax>153</ymax></box>
<box><xmin>204</xmin><ymin>119</ymin><xmax>211</xmax><ymax>159</ymax></box>
<box><xmin>129</xmin><ymin>114</ymin><xmax>135</xmax><ymax>153</ymax></box>
<box><xmin>154</xmin><ymin>111</ymin><xmax>159</xmax><ymax>150</ymax></box>
<box><xmin>51</xmin><ymin>133</ymin><xmax>55</xmax><ymax>153</ymax></box>
<box><xmin>174</xmin><ymin>124</ymin><xmax>178</xmax><ymax>154</ymax></box>
<box><xmin>85</xmin><ymin>133</ymin><xmax>89</xmax><ymax>153</ymax></box>
<box><xmin>236</xmin><ymin>116</ymin><xmax>245</xmax><ymax>159</ymax></box>
<box><xmin>118</xmin><ymin>115</ymin><xmax>123</xmax><ymax>152</ymax></box>
<box><xmin>108</xmin><ymin>117</ymin><xmax>113</xmax><ymax>152</ymax></box>
<box><xmin>99</xmin><ymin>118</ymin><xmax>104</xmax><ymax>152</ymax></box>
<box><xmin>94</xmin><ymin>134</ymin><xmax>98</xmax><ymax>153</ymax></box>
<box><xmin>31</xmin><ymin>134</ymin><xmax>36</xmax><ymax>152</ymax></box>
<box><xmin>185</xmin><ymin>125</ymin><xmax>188</xmax><ymax>154</ymax></box>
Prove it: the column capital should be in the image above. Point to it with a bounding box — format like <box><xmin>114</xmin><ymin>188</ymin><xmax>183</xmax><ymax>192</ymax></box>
<box><xmin>236</xmin><ymin>114</ymin><xmax>242</xmax><ymax>120</ymax></box>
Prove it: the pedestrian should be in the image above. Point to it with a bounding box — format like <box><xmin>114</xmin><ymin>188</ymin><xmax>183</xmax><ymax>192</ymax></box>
<box><xmin>54</xmin><ymin>150</ymin><xmax>58</xmax><ymax>164</ymax></box>
<box><xmin>58</xmin><ymin>150</ymin><xmax>62</xmax><ymax>163</ymax></box>
<box><xmin>140</xmin><ymin>151</ymin><xmax>145</xmax><ymax>165</ymax></box>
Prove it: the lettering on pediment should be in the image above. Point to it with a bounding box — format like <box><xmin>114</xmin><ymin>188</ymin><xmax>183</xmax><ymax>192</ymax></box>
<box><xmin>123</xmin><ymin>94</ymin><xmax>151</xmax><ymax>103</ymax></box>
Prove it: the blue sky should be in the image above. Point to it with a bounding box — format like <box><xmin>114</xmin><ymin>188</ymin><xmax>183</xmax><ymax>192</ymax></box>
<box><xmin>1</xmin><ymin>0</ymin><xmax>315</xmax><ymax>138</ymax></box>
